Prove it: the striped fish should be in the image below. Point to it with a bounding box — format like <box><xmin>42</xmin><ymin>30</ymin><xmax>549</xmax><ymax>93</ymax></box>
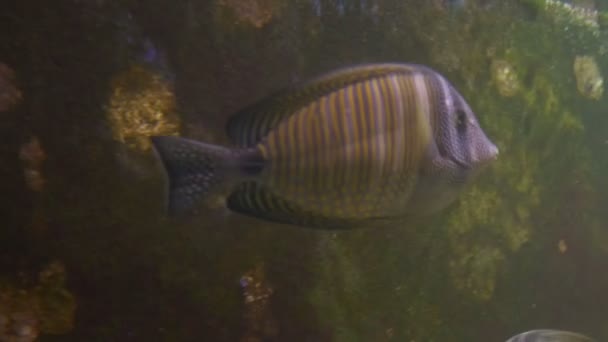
<box><xmin>151</xmin><ymin>63</ymin><xmax>498</xmax><ymax>228</ymax></box>
<box><xmin>505</xmin><ymin>329</ymin><xmax>595</xmax><ymax>342</ymax></box>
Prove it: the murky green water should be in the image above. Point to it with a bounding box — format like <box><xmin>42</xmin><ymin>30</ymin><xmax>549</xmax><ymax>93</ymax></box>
<box><xmin>2</xmin><ymin>0</ymin><xmax>608</xmax><ymax>341</ymax></box>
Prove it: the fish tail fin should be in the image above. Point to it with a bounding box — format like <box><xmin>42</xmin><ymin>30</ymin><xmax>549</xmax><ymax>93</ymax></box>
<box><xmin>150</xmin><ymin>135</ymin><xmax>264</xmax><ymax>216</ymax></box>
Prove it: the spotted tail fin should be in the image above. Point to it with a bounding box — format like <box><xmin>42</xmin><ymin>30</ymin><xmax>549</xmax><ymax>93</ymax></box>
<box><xmin>150</xmin><ymin>136</ymin><xmax>264</xmax><ymax>215</ymax></box>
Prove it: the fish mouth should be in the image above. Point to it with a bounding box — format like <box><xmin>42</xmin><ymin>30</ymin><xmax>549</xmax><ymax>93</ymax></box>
<box><xmin>450</xmin><ymin>156</ymin><xmax>470</xmax><ymax>170</ymax></box>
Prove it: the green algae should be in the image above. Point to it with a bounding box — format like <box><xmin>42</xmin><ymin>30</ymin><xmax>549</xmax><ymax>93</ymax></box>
<box><xmin>436</xmin><ymin>2</ymin><xmax>595</xmax><ymax>303</ymax></box>
<box><xmin>0</xmin><ymin>261</ymin><xmax>76</xmax><ymax>340</ymax></box>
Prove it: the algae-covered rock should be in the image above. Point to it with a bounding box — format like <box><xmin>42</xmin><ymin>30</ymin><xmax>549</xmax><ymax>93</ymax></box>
<box><xmin>519</xmin><ymin>0</ymin><xmax>600</xmax><ymax>36</ymax></box>
<box><xmin>491</xmin><ymin>59</ymin><xmax>521</xmax><ymax>97</ymax></box>
<box><xmin>573</xmin><ymin>55</ymin><xmax>603</xmax><ymax>100</ymax></box>
<box><xmin>0</xmin><ymin>62</ymin><xmax>21</xmax><ymax>112</ymax></box>
<box><xmin>239</xmin><ymin>262</ymin><xmax>278</xmax><ymax>341</ymax></box>
<box><xmin>19</xmin><ymin>137</ymin><xmax>46</xmax><ymax>193</ymax></box>
<box><xmin>34</xmin><ymin>261</ymin><xmax>76</xmax><ymax>335</ymax></box>
<box><xmin>218</xmin><ymin>0</ymin><xmax>284</xmax><ymax>28</ymax></box>
<box><xmin>0</xmin><ymin>261</ymin><xmax>76</xmax><ymax>341</ymax></box>
<box><xmin>0</xmin><ymin>289</ymin><xmax>39</xmax><ymax>342</ymax></box>
<box><xmin>449</xmin><ymin>245</ymin><xmax>505</xmax><ymax>301</ymax></box>
<box><xmin>107</xmin><ymin>64</ymin><xmax>181</xmax><ymax>153</ymax></box>
<box><xmin>445</xmin><ymin>65</ymin><xmax>589</xmax><ymax>301</ymax></box>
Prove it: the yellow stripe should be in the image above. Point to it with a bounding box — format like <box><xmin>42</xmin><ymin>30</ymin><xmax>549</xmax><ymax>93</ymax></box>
<box><xmin>368</xmin><ymin>78</ymin><xmax>382</xmax><ymax>209</ymax></box>
<box><xmin>379</xmin><ymin>76</ymin><xmax>394</xmax><ymax>179</ymax></box>
<box><xmin>357</xmin><ymin>81</ymin><xmax>369</xmax><ymax>194</ymax></box>
<box><xmin>391</xmin><ymin>76</ymin><xmax>407</xmax><ymax>173</ymax></box>
<box><xmin>399</xmin><ymin>75</ymin><xmax>413</xmax><ymax>173</ymax></box>
<box><xmin>338</xmin><ymin>87</ymin><xmax>350</xmax><ymax>194</ymax></box>
<box><xmin>319</xmin><ymin>94</ymin><xmax>331</xmax><ymax>192</ymax></box>
<box><xmin>288</xmin><ymin>113</ymin><xmax>299</xmax><ymax>193</ymax></box>
<box><xmin>408</xmin><ymin>73</ymin><xmax>425</xmax><ymax>174</ymax></box>
<box><xmin>324</xmin><ymin>93</ymin><xmax>336</xmax><ymax>208</ymax></box>
<box><xmin>378</xmin><ymin>77</ymin><xmax>392</xmax><ymax>199</ymax></box>
<box><xmin>329</xmin><ymin>91</ymin><xmax>341</xmax><ymax>191</ymax></box>
<box><xmin>408</xmin><ymin>74</ymin><xmax>425</xmax><ymax>171</ymax></box>
<box><xmin>293</xmin><ymin>109</ymin><xmax>303</xmax><ymax>193</ymax></box>
<box><xmin>357</xmin><ymin>81</ymin><xmax>371</xmax><ymax>211</ymax></box>
<box><xmin>300</xmin><ymin>110</ymin><xmax>309</xmax><ymax>190</ymax></box>
<box><xmin>310</xmin><ymin>101</ymin><xmax>322</xmax><ymax>193</ymax></box>
<box><xmin>330</xmin><ymin>92</ymin><xmax>345</xmax><ymax>193</ymax></box>
<box><xmin>264</xmin><ymin>119</ymin><xmax>279</xmax><ymax>163</ymax></box>
<box><xmin>258</xmin><ymin>144</ymin><xmax>269</xmax><ymax>160</ymax></box>
<box><xmin>344</xmin><ymin>84</ymin><xmax>357</xmax><ymax>199</ymax></box>
<box><xmin>385</xmin><ymin>74</ymin><xmax>397</xmax><ymax>199</ymax></box>
<box><xmin>372</xmin><ymin>79</ymin><xmax>386</xmax><ymax>178</ymax></box>
<box><xmin>303</xmin><ymin>104</ymin><xmax>315</xmax><ymax>192</ymax></box>
<box><xmin>412</xmin><ymin>75</ymin><xmax>423</xmax><ymax>171</ymax></box>
<box><xmin>277</xmin><ymin>117</ymin><xmax>290</xmax><ymax>189</ymax></box>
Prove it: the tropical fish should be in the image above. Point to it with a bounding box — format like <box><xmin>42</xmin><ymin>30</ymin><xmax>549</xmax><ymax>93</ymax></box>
<box><xmin>151</xmin><ymin>63</ymin><xmax>498</xmax><ymax>228</ymax></box>
<box><xmin>505</xmin><ymin>329</ymin><xmax>595</xmax><ymax>342</ymax></box>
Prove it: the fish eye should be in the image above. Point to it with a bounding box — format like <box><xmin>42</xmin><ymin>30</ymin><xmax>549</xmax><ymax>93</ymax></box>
<box><xmin>455</xmin><ymin>110</ymin><xmax>467</xmax><ymax>133</ymax></box>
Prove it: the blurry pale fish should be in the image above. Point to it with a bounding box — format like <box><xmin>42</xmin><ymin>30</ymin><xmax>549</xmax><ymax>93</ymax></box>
<box><xmin>151</xmin><ymin>63</ymin><xmax>498</xmax><ymax>228</ymax></box>
<box><xmin>505</xmin><ymin>329</ymin><xmax>595</xmax><ymax>342</ymax></box>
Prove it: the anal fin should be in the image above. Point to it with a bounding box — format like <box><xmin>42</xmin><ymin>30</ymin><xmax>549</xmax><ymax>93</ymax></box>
<box><xmin>226</xmin><ymin>182</ymin><xmax>363</xmax><ymax>229</ymax></box>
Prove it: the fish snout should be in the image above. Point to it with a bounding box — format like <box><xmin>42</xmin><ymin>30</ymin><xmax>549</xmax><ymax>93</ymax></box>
<box><xmin>471</xmin><ymin>139</ymin><xmax>499</xmax><ymax>167</ymax></box>
<box><xmin>488</xmin><ymin>142</ymin><xmax>499</xmax><ymax>161</ymax></box>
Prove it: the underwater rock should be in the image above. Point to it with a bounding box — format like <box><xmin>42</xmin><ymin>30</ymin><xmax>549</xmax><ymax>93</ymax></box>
<box><xmin>19</xmin><ymin>137</ymin><xmax>46</xmax><ymax>192</ymax></box>
<box><xmin>107</xmin><ymin>65</ymin><xmax>180</xmax><ymax>153</ymax></box>
<box><xmin>35</xmin><ymin>261</ymin><xmax>76</xmax><ymax>335</ymax></box>
<box><xmin>0</xmin><ymin>287</ymin><xmax>40</xmax><ymax>342</ymax></box>
<box><xmin>572</xmin><ymin>0</ymin><xmax>596</xmax><ymax>11</ymax></box>
<box><xmin>239</xmin><ymin>263</ymin><xmax>278</xmax><ymax>342</ymax></box>
<box><xmin>385</xmin><ymin>327</ymin><xmax>394</xmax><ymax>339</ymax></box>
<box><xmin>449</xmin><ymin>245</ymin><xmax>505</xmax><ymax>301</ymax></box>
<box><xmin>0</xmin><ymin>261</ymin><xmax>76</xmax><ymax>341</ymax></box>
<box><xmin>573</xmin><ymin>55</ymin><xmax>603</xmax><ymax>100</ymax></box>
<box><xmin>0</xmin><ymin>63</ymin><xmax>22</xmax><ymax>112</ymax></box>
<box><xmin>219</xmin><ymin>0</ymin><xmax>283</xmax><ymax>28</ymax></box>
<box><xmin>522</xmin><ymin>0</ymin><xmax>599</xmax><ymax>35</ymax></box>
<box><xmin>558</xmin><ymin>239</ymin><xmax>568</xmax><ymax>253</ymax></box>
<box><xmin>491</xmin><ymin>59</ymin><xmax>521</xmax><ymax>97</ymax></box>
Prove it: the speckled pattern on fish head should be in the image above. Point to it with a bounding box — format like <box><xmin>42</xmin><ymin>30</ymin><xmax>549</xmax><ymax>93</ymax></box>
<box><xmin>407</xmin><ymin>71</ymin><xmax>498</xmax><ymax>214</ymax></box>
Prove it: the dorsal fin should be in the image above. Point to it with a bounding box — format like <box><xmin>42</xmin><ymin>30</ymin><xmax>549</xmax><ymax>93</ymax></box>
<box><xmin>226</xmin><ymin>63</ymin><xmax>425</xmax><ymax>147</ymax></box>
<box><xmin>226</xmin><ymin>182</ymin><xmax>371</xmax><ymax>229</ymax></box>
